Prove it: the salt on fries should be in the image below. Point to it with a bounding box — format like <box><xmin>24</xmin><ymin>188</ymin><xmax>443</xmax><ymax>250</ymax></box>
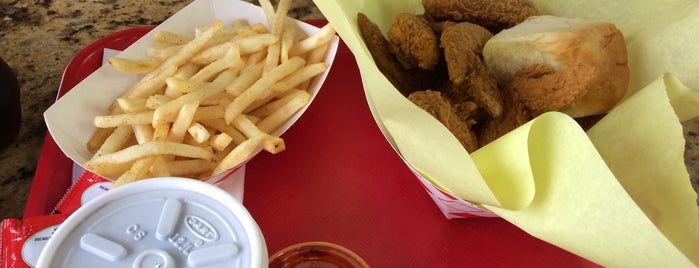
<box><xmin>85</xmin><ymin>0</ymin><xmax>335</xmax><ymax>188</ymax></box>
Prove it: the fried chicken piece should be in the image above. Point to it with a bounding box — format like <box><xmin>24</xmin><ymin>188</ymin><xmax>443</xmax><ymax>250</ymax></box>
<box><xmin>441</xmin><ymin>64</ymin><xmax>503</xmax><ymax>119</ymax></box>
<box><xmin>510</xmin><ymin>64</ymin><xmax>598</xmax><ymax>117</ymax></box>
<box><xmin>430</xmin><ymin>20</ymin><xmax>457</xmax><ymax>35</ymax></box>
<box><xmin>477</xmin><ymin>64</ymin><xmax>599</xmax><ymax>146</ymax></box>
<box><xmin>476</xmin><ymin>89</ymin><xmax>529</xmax><ymax>147</ymax></box>
<box><xmin>408</xmin><ymin>90</ymin><xmax>478</xmax><ymax>152</ymax></box>
<box><xmin>422</xmin><ymin>0</ymin><xmax>538</xmax><ymax>33</ymax></box>
<box><xmin>387</xmin><ymin>13</ymin><xmax>442</xmax><ymax>71</ymax></box>
<box><xmin>438</xmin><ymin>22</ymin><xmax>502</xmax><ymax>119</ymax></box>
<box><xmin>463</xmin><ymin>65</ymin><xmax>503</xmax><ymax>119</ymax></box>
<box><xmin>357</xmin><ymin>12</ymin><xmax>421</xmax><ymax>96</ymax></box>
<box><xmin>453</xmin><ymin>101</ymin><xmax>479</xmax><ymax>123</ymax></box>
<box><xmin>439</xmin><ymin>22</ymin><xmax>493</xmax><ymax>85</ymax></box>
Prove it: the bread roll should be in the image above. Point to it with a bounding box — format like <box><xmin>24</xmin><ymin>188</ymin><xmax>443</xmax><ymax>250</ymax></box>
<box><xmin>482</xmin><ymin>15</ymin><xmax>629</xmax><ymax>118</ymax></box>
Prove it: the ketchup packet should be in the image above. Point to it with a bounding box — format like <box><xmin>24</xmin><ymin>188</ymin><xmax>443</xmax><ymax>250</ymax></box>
<box><xmin>53</xmin><ymin>171</ymin><xmax>112</xmax><ymax>215</ymax></box>
<box><xmin>0</xmin><ymin>213</ymin><xmax>69</xmax><ymax>267</ymax></box>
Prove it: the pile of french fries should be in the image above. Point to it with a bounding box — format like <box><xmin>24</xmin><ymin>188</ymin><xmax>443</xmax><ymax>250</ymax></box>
<box><xmin>84</xmin><ymin>0</ymin><xmax>335</xmax><ymax>188</ymax></box>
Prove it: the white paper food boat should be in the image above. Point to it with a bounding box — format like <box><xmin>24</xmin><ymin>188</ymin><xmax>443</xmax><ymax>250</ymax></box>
<box><xmin>44</xmin><ymin>0</ymin><xmax>340</xmax><ymax>184</ymax></box>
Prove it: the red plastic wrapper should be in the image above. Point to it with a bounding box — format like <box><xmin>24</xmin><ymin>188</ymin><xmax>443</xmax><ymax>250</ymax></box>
<box><xmin>0</xmin><ymin>213</ymin><xmax>68</xmax><ymax>267</ymax></box>
<box><xmin>0</xmin><ymin>172</ymin><xmax>109</xmax><ymax>267</ymax></box>
<box><xmin>53</xmin><ymin>171</ymin><xmax>112</xmax><ymax>215</ymax></box>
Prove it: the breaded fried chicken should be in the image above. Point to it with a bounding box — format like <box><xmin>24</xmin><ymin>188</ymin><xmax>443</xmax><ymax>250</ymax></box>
<box><xmin>439</xmin><ymin>22</ymin><xmax>502</xmax><ymax>119</ymax></box>
<box><xmin>408</xmin><ymin>90</ymin><xmax>478</xmax><ymax>152</ymax></box>
<box><xmin>387</xmin><ymin>13</ymin><xmax>442</xmax><ymax>71</ymax></box>
<box><xmin>440</xmin><ymin>66</ymin><xmax>503</xmax><ymax>119</ymax></box>
<box><xmin>476</xmin><ymin>88</ymin><xmax>529</xmax><ymax>147</ymax></box>
<box><xmin>439</xmin><ymin>22</ymin><xmax>493</xmax><ymax>85</ymax></box>
<box><xmin>478</xmin><ymin>64</ymin><xmax>598</xmax><ymax>146</ymax></box>
<box><xmin>452</xmin><ymin>101</ymin><xmax>479</xmax><ymax>123</ymax></box>
<box><xmin>422</xmin><ymin>0</ymin><xmax>538</xmax><ymax>33</ymax></box>
<box><xmin>357</xmin><ymin>12</ymin><xmax>422</xmax><ymax>96</ymax></box>
<box><xmin>510</xmin><ymin>64</ymin><xmax>597</xmax><ymax>117</ymax></box>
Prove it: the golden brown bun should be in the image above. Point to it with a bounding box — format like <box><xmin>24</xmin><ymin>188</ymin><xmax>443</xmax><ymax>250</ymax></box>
<box><xmin>483</xmin><ymin>15</ymin><xmax>629</xmax><ymax>118</ymax></box>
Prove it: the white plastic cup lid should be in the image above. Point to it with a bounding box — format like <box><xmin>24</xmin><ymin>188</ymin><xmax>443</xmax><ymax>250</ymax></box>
<box><xmin>36</xmin><ymin>177</ymin><xmax>267</xmax><ymax>268</ymax></box>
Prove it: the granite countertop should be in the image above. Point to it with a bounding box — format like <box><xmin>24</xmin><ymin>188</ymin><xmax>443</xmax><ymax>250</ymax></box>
<box><xmin>0</xmin><ymin>0</ymin><xmax>698</xmax><ymax>224</ymax></box>
<box><xmin>0</xmin><ymin>0</ymin><xmax>322</xmax><ymax>220</ymax></box>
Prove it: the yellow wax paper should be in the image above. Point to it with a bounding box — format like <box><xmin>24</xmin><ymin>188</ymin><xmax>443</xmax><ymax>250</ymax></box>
<box><xmin>313</xmin><ymin>0</ymin><xmax>699</xmax><ymax>267</ymax></box>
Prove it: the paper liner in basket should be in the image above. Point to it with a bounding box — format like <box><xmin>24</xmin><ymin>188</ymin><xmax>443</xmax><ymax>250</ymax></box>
<box><xmin>43</xmin><ymin>0</ymin><xmax>339</xmax><ymax>183</ymax></box>
<box><xmin>314</xmin><ymin>0</ymin><xmax>699</xmax><ymax>267</ymax></box>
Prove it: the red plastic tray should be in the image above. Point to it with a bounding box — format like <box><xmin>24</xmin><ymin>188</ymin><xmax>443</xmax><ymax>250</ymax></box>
<box><xmin>26</xmin><ymin>21</ymin><xmax>599</xmax><ymax>267</ymax></box>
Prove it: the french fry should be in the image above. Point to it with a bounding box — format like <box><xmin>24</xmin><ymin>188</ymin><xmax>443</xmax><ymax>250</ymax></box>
<box><xmin>87</xmin><ymin>127</ymin><xmax>115</xmax><ymax>154</ymax></box>
<box><xmin>85</xmin><ymin>141</ymin><xmax>215</xmax><ymax>169</ymax></box>
<box><xmin>263</xmin><ymin>0</ymin><xmax>292</xmax><ymax>74</ymax></box>
<box><xmin>95</xmin><ymin>105</ymin><xmax>225</xmax><ymax>128</ymax></box>
<box><xmin>224</xmin><ymin>56</ymin><xmax>305</xmax><ymax>123</ymax></box>
<box><xmin>146</xmin><ymin>94</ymin><xmax>173</xmax><ymax>109</ymax></box>
<box><xmin>210</xmin><ymin>133</ymin><xmax>233</xmax><ymax>151</ymax></box>
<box><xmin>165</xmin><ymin>62</ymin><xmax>203</xmax><ymax>97</ymax></box>
<box><xmin>112</xmin><ymin>156</ymin><xmax>156</xmax><ymax>188</ymax></box>
<box><xmin>152</xmin><ymin>124</ymin><xmax>170</xmax><ymax>142</ymax></box>
<box><xmin>90</xmin><ymin>161</ymin><xmax>135</xmax><ymax>177</ymax></box>
<box><xmin>183</xmin><ymin>133</ymin><xmax>208</xmax><ymax>147</ymax></box>
<box><xmin>243</xmin><ymin>50</ymin><xmax>267</xmax><ymax>71</ymax></box>
<box><xmin>231</xmin><ymin>115</ymin><xmax>284</xmax><ymax>155</ymax></box>
<box><xmin>280</xmin><ymin>21</ymin><xmax>297</xmax><ymax>63</ymax></box>
<box><xmin>250</xmin><ymin>89</ymin><xmax>310</xmax><ymax>119</ymax></box>
<box><xmin>192</xmin><ymin>105</ymin><xmax>225</xmax><ymax>121</ymax></box>
<box><xmin>225</xmin><ymin>62</ymin><xmax>265</xmax><ymax>96</ymax></box>
<box><xmin>245</xmin><ymin>114</ymin><xmax>262</xmax><ymax>125</ymax></box>
<box><xmin>168</xmin><ymin>101</ymin><xmax>199</xmax><ymax>143</ymax></box>
<box><xmin>153</xmin><ymin>68</ymin><xmax>237</xmax><ymax>127</ymax></box>
<box><xmin>236</xmin><ymin>33</ymin><xmax>278</xmax><ymax>54</ymax></box>
<box><xmin>270</xmin><ymin>62</ymin><xmax>328</xmax><ymax>93</ymax></box>
<box><xmin>306</xmin><ymin>40</ymin><xmax>332</xmax><ymax>65</ymax></box>
<box><xmin>92</xmin><ymin>125</ymin><xmax>134</xmax><ymax>159</ymax></box>
<box><xmin>125</xmin><ymin>65</ymin><xmax>178</xmax><ymax>99</ymax></box>
<box><xmin>149</xmin><ymin>155</ymin><xmax>171</xmax><ymax>177</ymax></box>
<box><xmin>132</xmin><ymin>124</ymin><xmax>154</xmax><ymax>144</ymax></box>
<box><xmin>241</xmin><ymin>61</ymin><xmax>321</xmax><ymax>113</ymax></box>
<box><xmin>250</xmin><ymin>23</ymin><xmax>268</xmax><ymax>34</ymax></box>
<box><xmin>154</xmin><ymin>30</ymin><xmax>192</xmax><ymax>45</ymax></box>
<box><xmin>237</xmin><ymin>28</ymin><xmax>259</xmax><ymax>38</ymax></box>
<box><xmin>289</xmin><ymin>23</ymin><xmax>336</xmax><ymax>57</ymax></box>
<box><xmin>191</xmin><ymin>42</ymin><xmax>233</xmax><ymax>65</ymax></box>
<box><xmin>199</xmin><ymin>118</ymin><xmax>246</xmax><ymax>145</ymax></box>
<box><xmin>298</xmin><ymin>42</ymin><xmax>332</xmax><ymax>90</ymax></box>
<box><xmin>167</xmin><ymin>159</ymin><xmax>214</xmax><ymax>177</ymax></box>
<box><xmin>165</xmin><ymin>77</ymin><xmax>209</xmax><ymax>95</ymax></box>
<box><xmin>258</xmin><ymin>0</ymin><xmax>276</xmax><ymax>26</ymax></box>
<box><xmin>232</xmin><ymin>19</ymin><xmax>249</xmax><ymax>28</ymax></box>
<box><xmin>116</xmin><ymin>98</ymin><xmax>148</xmax><ymax>113</ymax></box>
<box><xmin>257</xmin><ymin>90</ymin><xmax>312</xmax><ymax>133</ymax></box>
<box><xmin>264</xmin><ymin>42</ymin><xmax>281</xmax><ymax>74</ymax></box>
<box><xmin>94</xmin><ymin>111</ymin><xmax>153</xmax><ymax>128</ymax></box>
<box><xmin>108</xmin><ymin>57</ymin><xmax>161</xmax><ymax>74</ymax></box>
<box><xmin>188</xmin><ymin>122</ymin><xmax>211</xmax><ymax>144</ymax></box>
<box><xmin>191</xmin><ymin>33</ymin><xmax>277</xmax><ymax>65</ymax></box>
<box><xmin>212</xmin><ymin>137</ymin><xmax>261</xmax><ymax>176</ymax></box>
<box><xmin>147</xmin><ymin>45</ymin><xmax>183</xmax><ymax>61</ymax></box>
<box><xmin>189</xmin><ymin>43</ymin><xmax>244</xmax><ymax>82</ymax></box>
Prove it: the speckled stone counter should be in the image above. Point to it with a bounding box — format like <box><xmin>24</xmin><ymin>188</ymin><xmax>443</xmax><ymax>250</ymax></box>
<box><xmin>0</xmin><ymin>0</ymin><xmax>322</xmax><ymax>219</ymax></box>
<box><xmin>0</xmin><ymin>0</ymin><xmax>697</xmax><ymax>223</ymax></box>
